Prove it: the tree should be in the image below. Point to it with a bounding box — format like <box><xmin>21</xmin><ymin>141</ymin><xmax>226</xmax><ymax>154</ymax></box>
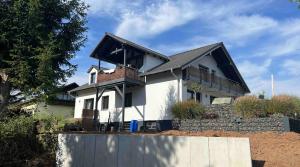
<box><xmin>292</xmin><ymin>0</ymin><xmax>300</xmax><ymax>7</ymax></box>
<box><xmin>0</xmin><ymin>0</ymin><xmax>88</xmax><ymax>113</ymax></box>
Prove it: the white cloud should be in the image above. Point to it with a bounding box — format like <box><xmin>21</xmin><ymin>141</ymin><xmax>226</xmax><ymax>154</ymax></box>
<box><xmin>253</xmin><ymin>19</ymin><xmax>300</xmax><ymax>57</ymax></box>
<box><xmin>244</xmin><ymin>77</ymin><xmax>300</xmax><ymax>97</ymax></box>
<box><xmin>82</xmin><ymin>0</ymin><xmax>300</xmax><ymax>96</ymax></box>
<box><xmin>272</xmin><ymin>78</ymin><xmax>300</xmax><ymax>96</ymax></box>
<box><xmin>237</xmin><ymin>59</ymin><xmax>272</xmax><ymax>78</ymax></box>
<box><xmin>155</xmin><ymin>36</ymin><xmax>220</xmax><ymax>55</ymax></box>
<box><xmin>115</xmin><ymin>0</ymin><xmax>199</xmax><ymax>40</ymax></box>
<box><xmin>85</xmin><ymin>0</ymin><xmax>142</xmax><ymax>17</ymax></box>
<box><xmin>282</xmin><ymin>59</ymin><xmax>300</xmax><ymax>76</ymax></box>
<box><xmin>236</xmin><ymin>59</ymin><xmax>300</xmax><ymax>97</ymax></box>
<box><xmin>215</xmin><ymin>15</ymin><xmax>277</xmax><ymax>44</ymax></box>
<box><xmin>85</xmin><ymin>0</ymin><xmax>275</xmax><ymax>42</ymax></box>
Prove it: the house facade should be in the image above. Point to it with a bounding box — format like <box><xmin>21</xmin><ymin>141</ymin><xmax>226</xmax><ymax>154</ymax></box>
<box><xmin>70</xmin><ymin>33</ymin><xmax>250</xmax><ymax>130</ymax></box>
<box><xmin>20</xmin><ymin>83</ymin><xmax>78</xmax><ymax>118</ymax></box>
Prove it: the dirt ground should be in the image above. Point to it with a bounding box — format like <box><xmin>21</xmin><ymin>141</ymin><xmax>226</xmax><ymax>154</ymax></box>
<box><xmin>160</xmin><ymin>130</ymin><xmax>300</xmax><ymax>167</ymax></box>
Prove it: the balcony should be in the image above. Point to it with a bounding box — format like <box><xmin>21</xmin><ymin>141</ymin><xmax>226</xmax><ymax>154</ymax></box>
<box><xmin>185</xmin><ymin>66</ymin><xmax>244</xmax><ymax>95</ymax></box>
<box><xmin>97</xmin><ymin>65</ymin><xmax>144</xmax><ymax>86</ymax></box>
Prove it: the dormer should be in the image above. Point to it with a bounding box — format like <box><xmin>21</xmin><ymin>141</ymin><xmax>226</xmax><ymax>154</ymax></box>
<box><xmin>87</xmin><ymin>65</ymin><xmax>107</xmax><ymax>85</ymax></box>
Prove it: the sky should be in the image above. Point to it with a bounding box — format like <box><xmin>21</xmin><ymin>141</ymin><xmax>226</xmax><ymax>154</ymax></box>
<box><xmin>68</xmin><ymin>0</ymin><xmax>300</xmax><ymax>97</ymax></box>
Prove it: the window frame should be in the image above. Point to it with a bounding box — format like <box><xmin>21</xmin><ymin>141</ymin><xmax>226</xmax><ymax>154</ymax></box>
<box><xmin>211</xmin><ymin>70</ymin><xmax>216</xmax><ymax>84</ymax></box>
<box><xmin>90</xmin><ymin>72</ymin><xmax>96</xmax><ymax>84</ymax></box>
<box><xmin>187</xmin><ymin>90</ymin><xmax>201</xmax><ymax>103</ymax></box>
<box><xmin>101</xmin><ymin>96</ymin><xmax>109</xmax><ymax>110</ymax></box>
<box><xmin>198</xmin><ymin>65</ymin><xmax>209</xmax><ymax>83</ymax></box>
<box><xmin>187</xmin><ymin>90</ymin><xmax>195</xmax><ymax>100</ymax></box>
<box><xmin>84</xmin><ymin>98</ymin><xmax>94</xmax><ymax>110</ymax></box>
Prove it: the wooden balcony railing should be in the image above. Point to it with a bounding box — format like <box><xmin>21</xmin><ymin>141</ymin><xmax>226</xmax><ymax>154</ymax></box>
<box><xmin>186</xmin><ymin>66</ymin><xmax>244</xmax><ymax>94</ymax></box>
<box><xmin>97</xmin><ymin>65</ymin><xmax>143</xmax><ymax>83</ymax></box>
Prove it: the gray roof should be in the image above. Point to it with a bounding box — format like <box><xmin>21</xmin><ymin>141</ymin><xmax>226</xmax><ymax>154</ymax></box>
<box><xmin>143</xmin><ymin>43</ymin><xmax>221</xmax><ymax>75</ymax></box>
<box><xmin>69</xmin><ymin>83</ymin><xmax>96</xmax><ymax>93</ymax></box>
<box><xmin>87</xmin><ymin>65</ymin><xmax>108</xmax><ymax>73</ymax></box>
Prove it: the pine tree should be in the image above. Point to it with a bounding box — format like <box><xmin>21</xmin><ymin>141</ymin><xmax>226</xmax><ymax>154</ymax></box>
<box><xmin>0</xmin><ymin>0</ymin><xmax>88</xmax><ymax>112</ymax></box>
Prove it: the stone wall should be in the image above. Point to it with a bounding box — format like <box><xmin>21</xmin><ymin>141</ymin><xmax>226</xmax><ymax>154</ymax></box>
<box><xmin>176</xmin><ymin>104</ymin><xmax>299</xmax><ymax>132</ymax></box>
<box><xmin>178</xmin><ymin>117</ymin><xmax>290</xmax><ymax>132</ymax></box>
<box><xmin>204</xmin><ymin>104</ymin><xmax>235</xmax><ymax>120</ymax></box>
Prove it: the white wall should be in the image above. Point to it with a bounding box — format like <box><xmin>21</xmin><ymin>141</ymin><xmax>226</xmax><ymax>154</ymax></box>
<box><xmin>139</xmin><ymin>54</ymin><xmax>165</xmax><ymax>72</ymax></box>
<box><xmin>74</xmin><ymin>88</ymin><xmax>96</xmax><ymax>118</ymax></box>
<box><xmin>143</xmin><ymin>71</ymin><xmax>180</xmax><ymax>120</ymax></box>
<box><xmin>74</xmin><ymin>71</ymin><xmax>180</xmax><ymax>122</ymax></box>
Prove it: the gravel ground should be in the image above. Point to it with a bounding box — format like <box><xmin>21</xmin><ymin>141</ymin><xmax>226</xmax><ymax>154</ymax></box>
<box><xmin>160</xmin><ymin>130</ymin><xmax>300</xmax><ymax>167</ymax></box>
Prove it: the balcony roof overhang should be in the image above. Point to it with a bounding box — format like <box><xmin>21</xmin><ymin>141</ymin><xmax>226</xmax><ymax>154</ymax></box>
<box><xmin>90</xmin><ymin>33</ymin><xmax>169</xmax><ymax>64</ymax></box>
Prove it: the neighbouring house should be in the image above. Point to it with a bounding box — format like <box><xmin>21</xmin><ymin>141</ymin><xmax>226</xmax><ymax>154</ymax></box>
<box><xmin>20</xmin><ymin>83</ymin><xmax>78</xmax><ymax>119</ymax></box>
<box><xmin>69</xmin><ymin>33</ymin><xmax>250</xmax><ymax>131</ymax></box>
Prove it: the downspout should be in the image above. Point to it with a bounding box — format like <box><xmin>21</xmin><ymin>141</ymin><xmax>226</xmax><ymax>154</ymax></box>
<box><xmin>170</xmin><ymin>68</ymin><xmax>180</xmax><ymax>102</ymax></box>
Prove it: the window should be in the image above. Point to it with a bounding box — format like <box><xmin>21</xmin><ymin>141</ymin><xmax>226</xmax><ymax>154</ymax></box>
<box><xmin>90</xmin><ymin>72</ymin><xmax>96</xmax><ymax>84</ymax></box>
<box><xmin>187</xmin><ymin>90</ymin><xmax>194</xmax><ymax>100</ymax></box>
<box><xmin>199</xmin><ymin>65</ymin><xmax>209</xmax><ymax>83</ymax></box>
<box><xmin>196</xmin><ymin>92</ymin><xmax>202</xmax><ymax>103</ymax></box>
<box><xmin>102</xmin><ymin>96</ymin><xmax>109</xmax><ymax>110</ymax></box>
<box><xmin>187</xmin><ymin>90</ymin><xmax>201</xmax><ymax>103</ymax></box>
<box><xmin>84</xmin><ymin>98</ymin><xmax>94</xmax><ymax>110</ymax></box>
<box><xmin>125</xmin><ymin>93</ymin><xmax>132</xmax><ymax>107</ymax></box>
<box><xmin>211</xmin><ymin>70</ymin><xmax>216</xmax><ymax>84</ymax></box>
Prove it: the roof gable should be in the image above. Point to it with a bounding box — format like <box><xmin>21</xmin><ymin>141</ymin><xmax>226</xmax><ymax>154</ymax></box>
<box><xmin>90</xmin><ymin>33</ymin><xmax>170</xmax><ymax>63</ymax></box>
<box><xmin>143</xmin><ymin>43</ymin><xmax>221</xmax><ymax>75</ymax></box>
<box><xmin>144</xmin><ymin>42</ymin><xmax>250</xmax><ymax>93</ymax></box>
<box><xmin>87</xmin><ymin>65</ymin><xmax>108</xmax><ymax>73</ymax></box>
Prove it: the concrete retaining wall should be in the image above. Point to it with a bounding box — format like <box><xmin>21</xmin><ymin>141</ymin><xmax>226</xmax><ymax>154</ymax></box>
<box><xmin>56</xmin><ymin>134</ymin><xmax>252</xmax><ymax>167</ymax></box>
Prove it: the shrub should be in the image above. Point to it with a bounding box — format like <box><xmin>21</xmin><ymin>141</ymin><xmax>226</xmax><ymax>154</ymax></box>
<box><xmin>171</xmin><ymin>100</ymin><xmax>206</xmax><ymax>119</ymax></box>
<box><xmin>234</xmin><ymin>96</ymin><xmax>267</xmax><ymax>118</ymax></box>
<box><xmin>0</xmin><ymin>114</ymin><xmax>60</xmax><ymax>166</ymax></box>
<box><xmin>0</xmin><ymin>115</ymin><xmax>39</xmax><ymax>165</ymax></box>
<box><xmin>267</xmin><ymin>95</ymin><xmax>300</xmax><ymax>118</ymax></box>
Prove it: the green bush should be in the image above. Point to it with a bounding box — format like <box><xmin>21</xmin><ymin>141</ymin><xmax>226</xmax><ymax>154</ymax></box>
<box><xmin>234</xmin><ymin>96</ymin><xmax>267</xmax><ymax>118</ymax></box>
<box><xmin>267</xmin><ymin>95</ymin><xmax>300</xmax><ymax>118</ymax></box>
<box><xmin>171</xmin><ymin>100</ymin><xmax>206</xmax><ymax>119</ymax></box>
<box><xmin>0</xmin><ymin>115</ymin><xmax>39</xmax><ymax>165</ymax></box>
<box><xmin>234</xmin><ymin>95</ymin><xmax>300</xmax><ymax>118</ymax></box>
<box><xmin>0</xmin><ymin>114</ymin><xmax>59</xmax><ymax>166</ymax></box>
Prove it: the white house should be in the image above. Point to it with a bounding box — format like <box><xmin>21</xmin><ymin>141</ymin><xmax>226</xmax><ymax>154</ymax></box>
<box><xmin>69</xmin><ymin>33</ymin><xmax>250</xmax><ymax>131</ymax></box>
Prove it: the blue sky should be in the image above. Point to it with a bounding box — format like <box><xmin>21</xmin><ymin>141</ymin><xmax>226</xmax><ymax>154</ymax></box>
<box><xmin>68</xmin><ymin>0</ymin><xmax>300</xmax><ymax>97</ymax></box>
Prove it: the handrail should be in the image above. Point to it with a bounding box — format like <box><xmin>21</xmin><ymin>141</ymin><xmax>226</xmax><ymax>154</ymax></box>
<box><xmin>97</xmin><ymin>66</ymin><xmax>143</xmax><ymax>83</ymax></box>
<box><xmin>186</xmin><ymin>66</ymin><xmax>244</xmax><ymax>94</ymax></box>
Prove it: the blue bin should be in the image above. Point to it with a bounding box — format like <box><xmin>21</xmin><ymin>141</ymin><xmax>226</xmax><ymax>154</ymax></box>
<box><xmin>130</xmin><ymin>120</ymin><xmax>138</xmax><ymax>133</ymax></box>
